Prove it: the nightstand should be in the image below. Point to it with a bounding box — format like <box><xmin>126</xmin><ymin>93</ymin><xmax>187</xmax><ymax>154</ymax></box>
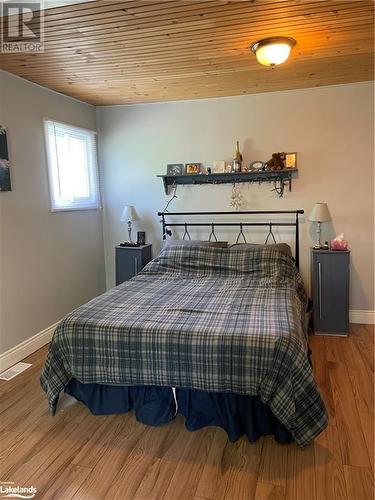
<box><xmin>310</xmin><ymin>249</ymin><xmax>350</xmax><ymax>336</ymax></box>
<box><xmin>115</xmin><ymin>244</ymin><xmax>152</xmax><ymax>285</ymax></box>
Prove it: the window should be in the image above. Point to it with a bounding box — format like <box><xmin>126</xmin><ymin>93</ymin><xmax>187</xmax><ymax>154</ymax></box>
<box><xmin>44</xmin><ymin>119</ymin><xmax>100</xmax><ymax>211</ymax></box>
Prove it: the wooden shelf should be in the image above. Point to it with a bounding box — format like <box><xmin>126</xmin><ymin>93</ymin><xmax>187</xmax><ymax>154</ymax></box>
<box><xmin>157</xmin><ymin>169</ymin><xmax>298</xmax><ymax>196</ymax></box>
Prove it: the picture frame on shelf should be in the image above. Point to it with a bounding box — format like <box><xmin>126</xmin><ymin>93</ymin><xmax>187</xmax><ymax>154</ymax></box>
<box><xmin>285</xmin><ymin>152</ymin><xmax>297</xmax><ymax>169</ymax></box>
<box><xmin>167</xmin><ymin>163</ymin><xmax>184</xmax><ymax>176</ymax></box>
<box><xmin>212</xmin><ymin>161</ymin><xmax>225</xmax><ymax>174</ymax></box>
<box><xmin>185</xmin><ymin>163</ymin><xmax>201</xmax><ymax>174</ymax></box>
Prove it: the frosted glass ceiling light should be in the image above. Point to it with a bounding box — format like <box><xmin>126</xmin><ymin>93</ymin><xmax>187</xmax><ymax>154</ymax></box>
<box><xmin>250</xmin><ymin>37</ymin><xmax>296</xmax><ymax>67</ymax></box>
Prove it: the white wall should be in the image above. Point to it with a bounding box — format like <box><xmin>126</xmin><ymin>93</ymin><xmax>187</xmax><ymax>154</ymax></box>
<box><xmin>0</xmin><ymin>71</ymin><xmax>106</xmax><ymax>354</ymax></box>
<box><xmin>97</xmin><ymin>82</ymin><xmax>374</xmax><ymax>313</ymax></box>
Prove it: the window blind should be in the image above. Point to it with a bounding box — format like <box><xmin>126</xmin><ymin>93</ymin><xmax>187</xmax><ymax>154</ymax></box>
<box><xmin>44</xmin><ymin>119</ymin><xmax>100</xmax><ymax>211</ymax></box>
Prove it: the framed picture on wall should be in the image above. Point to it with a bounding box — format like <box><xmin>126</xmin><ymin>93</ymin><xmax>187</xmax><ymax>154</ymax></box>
<box><xmin>0</xmin><ymin>125</ymin><xmax>11</xmax><ymax>192</ymax></box>
<box><xmin>285</xmin><ymin>152</ymin><xmax>297</xmax><ymax>169</ymax></box>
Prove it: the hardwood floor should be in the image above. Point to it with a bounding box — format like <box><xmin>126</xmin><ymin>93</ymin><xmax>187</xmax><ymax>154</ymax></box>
<box><xmin>0</xmin><ymin>324</ymin><xmax>373</xmax><ymax>500</ymax></box>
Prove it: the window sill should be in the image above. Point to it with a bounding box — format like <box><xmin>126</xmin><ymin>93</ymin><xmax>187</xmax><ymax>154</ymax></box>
<box><xmin>50</xmin><ymin>206</ymin><xmax>102</xmax><ymax>213</ymax></box>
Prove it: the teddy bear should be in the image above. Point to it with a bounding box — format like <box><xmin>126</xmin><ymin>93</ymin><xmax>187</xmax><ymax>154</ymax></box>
<box><xmin>265</xmin><ymin>152</ymin><xmax>286</xmax><ymax>171</ymax></box>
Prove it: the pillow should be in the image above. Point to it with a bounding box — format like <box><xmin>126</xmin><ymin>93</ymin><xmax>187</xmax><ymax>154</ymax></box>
<box><xmin>229</xmin><ymin>242</ymin><xmax>292</xmax><ymax>257</ymax></box>
<box><xmin>163</xmin><ymin>239</ymin><xmax>228</xmax><ymax>248</ymax></box>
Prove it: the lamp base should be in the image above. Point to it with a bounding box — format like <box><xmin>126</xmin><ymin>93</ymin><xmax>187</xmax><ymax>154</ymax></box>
<box><xmin>314</xmin><ymin>221</ymin><xmax>322</xmax><ymax>249</ymax></box>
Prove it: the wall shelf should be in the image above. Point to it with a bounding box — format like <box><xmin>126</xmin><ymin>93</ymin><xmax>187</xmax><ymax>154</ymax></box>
<box><xmin>157</xmin><ymin>168</ymin><xmax>298</xmax><ymax>196</ymax></box>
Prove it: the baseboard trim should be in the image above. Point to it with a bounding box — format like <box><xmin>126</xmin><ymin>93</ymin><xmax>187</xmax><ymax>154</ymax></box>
<box><xmin>349</xmin><ymin>310</ymin><xmax>375</xmax><ymax>325</ymax></box>
<box><xmin>0</xmin><ymin>322</ymin><xmax>59</xmax><ymax>372</ymax></box>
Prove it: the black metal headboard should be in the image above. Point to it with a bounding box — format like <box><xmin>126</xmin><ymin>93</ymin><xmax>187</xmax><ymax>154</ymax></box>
<box><xmin>157</xmin><ymin>210</ymin><xmax>304</xmax><ymax>269</ymax></box>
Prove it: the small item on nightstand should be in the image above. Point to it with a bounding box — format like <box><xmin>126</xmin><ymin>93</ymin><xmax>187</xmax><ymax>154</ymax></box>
<box><xmin>323</xmin><ymin>241</ymin><xmax>329</xmax><ymax>250</ymax></box>
<box><xmin>137</xmin><ymin>231</ymin><xmax>146</xmax><ymax>246</ymax></box>
<box><xmin>330</xmin><ymin>233</ymin><xmax>348</xmax><ymax>251</ymax></box>
<box><xmin>120</xmin><ymin>241</ymin><xmax>139</xmax><ymax>247</ymax></box>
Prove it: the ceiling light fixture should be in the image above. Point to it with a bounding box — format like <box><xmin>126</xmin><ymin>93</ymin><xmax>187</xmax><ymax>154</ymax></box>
<box><xmin>250</xmin><ymin>37</ymin><xmax>296</xmax><ymax>67</ymax></box>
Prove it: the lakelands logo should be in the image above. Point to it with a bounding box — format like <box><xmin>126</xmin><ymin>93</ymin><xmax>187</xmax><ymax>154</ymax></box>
<box><xmin>0</xmin><ymin>1</ymin><xmax>44</xmax><ymax>53</ymax></box>
<box><xmin>0</xmin><ymin>482</ymin><xmax>37</xmax><ymax>499</ymax></box>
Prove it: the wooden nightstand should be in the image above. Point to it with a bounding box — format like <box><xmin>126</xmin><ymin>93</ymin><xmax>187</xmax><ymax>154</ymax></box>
<box><xmin>115</xmin><ymin>244</ymin><xmax>152</xmax><ymax>285</ymax></box>
<box><xmin>310</xmin><ymin>248</ymin><xmax>350</xmax><ymax>336</ymax></box>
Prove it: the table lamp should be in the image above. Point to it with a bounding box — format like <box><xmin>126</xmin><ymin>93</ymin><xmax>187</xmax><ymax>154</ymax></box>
<box><xmin>120</xmin><ymin>205</ymin><xmax>138</xmax><ymax>244</ymax></box>
<box><xmin>309</xmin><ymin>203</ymin><xmax>330</xmax><ymax>249</ymax></box>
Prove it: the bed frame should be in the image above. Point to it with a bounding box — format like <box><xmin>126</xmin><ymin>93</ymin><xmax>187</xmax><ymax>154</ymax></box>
<box><xmin>157</xmin><ymin>210</ymin><xmax>304</xmax><ymax>269</ymax></box>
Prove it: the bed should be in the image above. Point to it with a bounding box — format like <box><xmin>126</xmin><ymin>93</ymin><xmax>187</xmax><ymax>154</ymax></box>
<box><xmin>40</xmin><ymin>210</ymin><xmax>328</xmax><ymax>448</ymax></box>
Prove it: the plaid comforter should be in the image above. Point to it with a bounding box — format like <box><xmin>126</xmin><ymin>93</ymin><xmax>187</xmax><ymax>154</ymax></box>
<box><xmin>41</xmin><ymin>245</ymin><xmax>328</xmax><ymax>446</ymax></box>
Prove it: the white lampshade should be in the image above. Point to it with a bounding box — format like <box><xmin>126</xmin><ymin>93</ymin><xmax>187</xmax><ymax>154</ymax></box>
<box><xmin>120</xmin><ymin>205</ymin><xmax>138</xmax><ymax>223</ymax></box>
<box><xmin>309</xmin><ymin>203</ymin><xmax>331</xmax><ymax>222</ymax></box>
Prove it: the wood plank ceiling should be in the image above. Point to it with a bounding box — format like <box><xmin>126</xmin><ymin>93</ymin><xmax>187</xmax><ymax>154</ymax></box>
<box><xmin>0</xmin><ymin>0</ymin><xmax>373</xmax><ymax>105</ymax></box>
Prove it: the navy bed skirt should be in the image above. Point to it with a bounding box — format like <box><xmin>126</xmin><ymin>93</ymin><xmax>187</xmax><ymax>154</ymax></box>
<box><xmin>65</xmin><ymin>379</ymin><xmax>293</xmax><ymax>444</ymax></box>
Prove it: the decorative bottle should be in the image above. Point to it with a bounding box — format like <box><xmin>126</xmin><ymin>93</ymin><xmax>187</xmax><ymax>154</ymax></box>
<box><xmin>232</xmin><ymin>141</ymin><xmax>243</xmax><ymax>172</ymax></box>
